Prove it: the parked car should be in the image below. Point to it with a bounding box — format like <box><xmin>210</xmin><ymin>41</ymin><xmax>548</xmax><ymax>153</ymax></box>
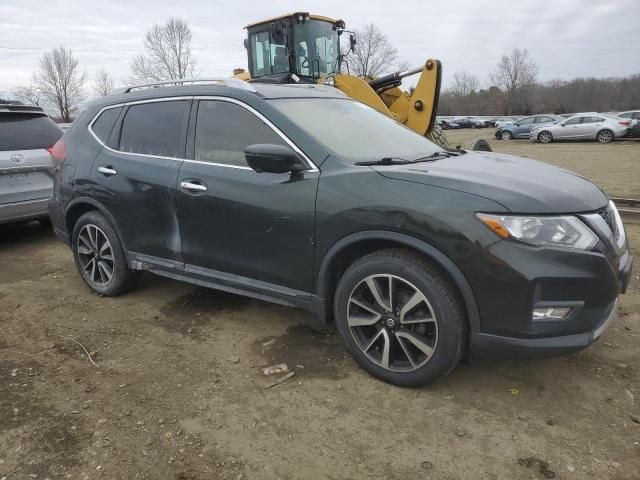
<box><xmin>496</xmin><ymin>114</ymin><xmax>563</xmax><ymax>140</ymax></box>
<box><xmin>452</xmin><ymin>117</ymin><xmax>480</xmax><ymax>129</ymax></box>
<box><xmin>48</xmin><ymin>79</ymin><xmax>632</xmax><ymax>387</ymax></box>
<box><xmin>616</xmin><ymin>110</ymin><xmax>640</xmax><ymax>124</ymax></box>
<box><xmin>494</xmin><ymin>118</ymin><xmax>514</xmax><ymax>129</ymax></box>
<box><xmin>617</xmin><ymin>111</ymin><xmax>640</xmax><ymax>137</ymax></box>
<box><xmin>438</xmin><ymin>119</ymin><xmax>460</xmax><ymax>130</ymax></box>
<box><xmin>531</xmin><ymin>114</ymin><xmax>631</xmax><ymax>143</ymax></box>
<box><xmin>1</xmin><ymin>103</ymin><xmax>63</xmax><ymax>225</ymax></box>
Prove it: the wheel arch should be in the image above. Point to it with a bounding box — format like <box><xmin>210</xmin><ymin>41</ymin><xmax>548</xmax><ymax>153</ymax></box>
<box><xmin>316</xmin><ymin>231</ymin><xmax>481</xmax><ymax>332</ymax></box>
<box><xmin>64</xmin><ymin>197</ymin><xmax>128</xmax><ymax>252</ymax></box>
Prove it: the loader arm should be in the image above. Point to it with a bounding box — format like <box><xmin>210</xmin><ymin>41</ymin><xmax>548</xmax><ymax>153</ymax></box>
<box><xmin>334</xmin><ymin>60</ymin><xmax>442</xmax><ymax>137</ymax></box>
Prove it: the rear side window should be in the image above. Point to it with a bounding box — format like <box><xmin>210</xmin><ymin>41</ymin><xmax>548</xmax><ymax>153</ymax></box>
<box><xmin>194</xmin><ymin>100</ymin><xmax>285</xmax><ymax>167</ymax></box>
<box><xmin>91</xmin><ymin>107</ymin><xmax>122</xmax><ymax>144</ymax></box>
<box><xmin>0</xmin><ymin>113</ymin><xmax>62</xmax><ymax>151</ymax></box>
<box><xmin>119</xmin><ymin>101</ymin><xmax>187</xmax><ymax>158</ymax></box>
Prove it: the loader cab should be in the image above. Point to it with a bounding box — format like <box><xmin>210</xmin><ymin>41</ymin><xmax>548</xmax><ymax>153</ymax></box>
<box><xmin>244</xmin><ymin>13</ymin><xmax>348</xmax><ymax>84</ymax></box>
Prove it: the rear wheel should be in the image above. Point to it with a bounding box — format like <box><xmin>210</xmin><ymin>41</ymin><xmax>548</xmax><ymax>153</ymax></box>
<box><xmin>597</xmin><ymin>129</ymin><xmax>614</xmax><ymax>143</ymax></box>
<box><xmin>538</xmin><ymin>131</ymin><xmax>553</xmax><ymax>143</ymax></box>
<box><xmin>500</xmin><ymin>130</ymin><xmax>513</xmax><ymax>140</ymax></box>
<box><xmin>334</xmin><ymin>249</ymin><xmax>466</xmax><ymax>387</ymax></box>
<box><xmin>72</xmin><ymin>211</ymin><xmax>139</xmax><ymax>296</ymax></box>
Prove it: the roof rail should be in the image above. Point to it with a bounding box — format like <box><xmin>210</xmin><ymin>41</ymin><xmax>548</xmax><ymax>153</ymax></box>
<box><xmin>111</xmin><ymin>78</ymin><xmax>256</xmax><ymax>95</ymax></box>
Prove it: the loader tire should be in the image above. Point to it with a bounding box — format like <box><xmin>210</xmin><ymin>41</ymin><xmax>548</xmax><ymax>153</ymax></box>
<box><xmin>427</xmin><ymin>123</ymin><xmax>449</xmax><ymax>148</ymax></box>
<box><xmin>463</xmin><ymin>138</ymin><xmax>492</xmax><ymax>152</ymax></box>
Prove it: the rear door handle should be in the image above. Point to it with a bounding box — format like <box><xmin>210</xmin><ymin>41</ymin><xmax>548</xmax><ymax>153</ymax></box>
<box><xmin>98</xmin><ymin>166</ymin><xmax>117</xmax><ymax>176</ymax></box>
<box><xmin>180</xmin><ymin>180</ymin><xmax>208</xmax><ymax>192</ymax></box>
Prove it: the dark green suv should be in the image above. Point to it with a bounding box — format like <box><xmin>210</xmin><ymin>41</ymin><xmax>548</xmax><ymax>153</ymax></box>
<box><xmin>48</xmin><ymin>79</ymin><xmax>632</xmax><ymax>387</ymax></box>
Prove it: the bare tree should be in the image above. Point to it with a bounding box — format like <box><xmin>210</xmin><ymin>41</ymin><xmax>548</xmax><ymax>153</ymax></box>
<box><xmin>489</xmin><ymin>48</ymin><xmax>539</xmax><ymax>114</ymax></box>
<box><xmin>93</xmin><ymin>68</ymin><xmax>114</xmax><ymax>96</ymax></box>
<box><xmin>449</xmin><ymin>71</ymin><xmax>480</xmax><ymax>97</ymax></box>
<box><xmin>130</xmin><ymin>18</ymin><xmax>196</xmax><ymax>83</ymax></box>
<box><xmin>13</xmin><ymin>85</ymin><xmax>42</xmax><ymax>106</ymax></box>
<box><xmin>33</xmin><ymin>47</ymin><xmax>85</xmax><ymax>122</ymax></box>
<box><xmin>348</xmin><ymin>23</ymin><xmax>398</xmax><ymax>78</ymax></box>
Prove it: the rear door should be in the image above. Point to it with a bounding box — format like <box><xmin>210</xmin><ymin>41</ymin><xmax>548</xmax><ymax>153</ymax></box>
<box><xmin>90</xmin><ymin>98</ymin><xmax>190</xmax><ymax>262</ymax></box>
<box><xmin>0</xmin><ymin>113</ymin><xmax>62</xmax><ymax>208</ymax></box>
<box><xmin>176</xmin><ymin>98</ymin><xmax>319</xmax><ymax>293</ymax></box>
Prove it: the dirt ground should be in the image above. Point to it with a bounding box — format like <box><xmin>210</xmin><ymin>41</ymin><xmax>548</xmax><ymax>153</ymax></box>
<box><xmin>1</xmin><ymin>135</ymin><xmax>639</xmax><ymax>479</ymax></box>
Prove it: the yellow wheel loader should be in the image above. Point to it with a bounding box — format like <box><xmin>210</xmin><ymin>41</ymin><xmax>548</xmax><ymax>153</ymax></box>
<box><xmin>234</xmin><ymin>12</ymin><xmax>490</xmax><ymax>151</ymax></box>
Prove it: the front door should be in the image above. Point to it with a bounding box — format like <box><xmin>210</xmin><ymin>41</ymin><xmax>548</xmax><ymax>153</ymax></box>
<box><xmin>91</xmin><ymin>99</ymin><xmax>190</xmax><ymax>262</ymax></box>
<box><xmin>176</xmin><ymin>99</ymin><xmax>319</xmax><ymax>293</ymax></box>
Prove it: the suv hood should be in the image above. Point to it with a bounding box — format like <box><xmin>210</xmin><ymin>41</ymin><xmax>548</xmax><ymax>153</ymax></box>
<box><xmin>374</xmin><ymin>151</ymin><xmax>608</xmax><ymax>213</ymax></box>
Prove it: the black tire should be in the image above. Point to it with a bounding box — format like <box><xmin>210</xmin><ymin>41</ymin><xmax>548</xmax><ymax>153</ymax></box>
<box><xmin>71</xmin><ymin>211</ymin><xmax>139</xmax><ymax>296</ymax></box>
<box><xmin>537</xmin><ymin>130</ymin><xmax>553</xmax><ymax>144</ymax></box>
<box><xmin>333</xmin><ymin>248</ymin><xmax>466</xmax><ymax>387</ymax></box>
<box><xmin>596</xmin><ymin>129</ymin><xmax>614</xmax><ymax>143</ymax></box>
<box><xmin>500</xmin><ymin>130</ymin><xmax>513</xmax><ymax>140</ymax></box>
<box><xmin>463</xmin><ymin>138</ymin><xmax>492</xmax><ymax>152</ymax></box>
<box><xmin>427</xmin><ymin>123</ymin><xmax>449</xmax><ymax>148</ymax></box>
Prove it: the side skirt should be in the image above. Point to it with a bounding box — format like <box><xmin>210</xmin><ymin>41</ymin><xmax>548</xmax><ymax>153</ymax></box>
<box><xmin>127</xmin><ymin>251</ymin><xmax>328</xmax><ymax>330</ymax></box>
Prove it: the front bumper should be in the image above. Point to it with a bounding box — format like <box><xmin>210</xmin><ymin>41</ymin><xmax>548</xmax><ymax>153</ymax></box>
<box><xmin>460</xmin><ymin>237</ymin><xmax>633</xmax><ymax>359</ymax></box>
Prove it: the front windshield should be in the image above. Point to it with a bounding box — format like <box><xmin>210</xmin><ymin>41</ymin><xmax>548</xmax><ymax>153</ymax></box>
<box><xmin>294</xmin><ymin>20</ymin><xmax>339</xmax><ymax>77</ymax></box>
<box><xmin>271</xmin><ymin>98</ymin><xmax>441</xmax><ymax>164</ymax></box>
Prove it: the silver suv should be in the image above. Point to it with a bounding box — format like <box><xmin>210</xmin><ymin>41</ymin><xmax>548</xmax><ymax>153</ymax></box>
<box><xmin>0</xmin><ymin>103</ymin><xmax>62</xmax><ymax>225</ymax></box>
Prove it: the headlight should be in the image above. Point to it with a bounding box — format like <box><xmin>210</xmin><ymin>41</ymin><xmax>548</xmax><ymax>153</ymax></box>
<box><xmin>476</xmin><ymin>214</ymin><xmax>598</xmax><ymax>250</ymax></box>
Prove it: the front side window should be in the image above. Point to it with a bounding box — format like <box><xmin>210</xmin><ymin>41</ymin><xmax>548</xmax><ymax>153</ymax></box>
<box><xmin>271</xmin><ymin>98</ymin><xmax>441</xmax><ymax>164</ymax></box>
<box><xmin>294</xmin><ymin>20</ymin><xmax>338</xmax><ymax>77</ymax></box>
<box><xmin>519</xmin><ymin>117</ymin><xmax>535</xmax><ymax>125</ymax></box>
<box><xmin>119</xmin><ymin>101</ymin><xmax>186</xmax><ymax>158</ymax></box>
<box><xmin>194</xmin><ymin>100</ymin><xmax>286</xmax><ymax>167</ymax></box>
<box><xmin>564</xmin><ymin>117</ymin><xmax>582</xmax><ymax>125</ymax></box>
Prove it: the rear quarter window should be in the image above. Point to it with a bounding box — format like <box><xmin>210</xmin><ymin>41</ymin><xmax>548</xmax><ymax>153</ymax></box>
<box><xmin>0</xmin><ymin>113</ymin><xmax>63</xmax><ymax>151</ymax></box>
<box><xmin>91</xmin><ymin>107</ymin><xmax>123</xmax><ymax>144</ymax></box>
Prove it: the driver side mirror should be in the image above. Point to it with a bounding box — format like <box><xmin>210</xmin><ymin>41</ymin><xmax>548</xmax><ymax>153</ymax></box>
<box><xmin>560</xmin><ymin>123</ymin><xmax>566</xmax><ymax>127</ymax></box>
<box><xmin>349</xmin><ymin>33</ymin><xmax>357</xmax><ymax>52</ymax></box>
<box><xmin>245</xmin><ymin>144</ymin><xmax>303</xmax><ymax>174</ymax></box>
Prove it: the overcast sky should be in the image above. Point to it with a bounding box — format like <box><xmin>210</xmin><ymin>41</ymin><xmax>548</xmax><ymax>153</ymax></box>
<box><xmin>1</xmin><ymin>0</ymin><xmax>638</xmax><ymax>97</ymax></box>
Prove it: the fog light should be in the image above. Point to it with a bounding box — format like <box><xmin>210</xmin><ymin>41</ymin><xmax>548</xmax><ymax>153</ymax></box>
<box><xmin>532</xmin><ymin>307</ymin><xmax>572</xmax><ymax>320</ymax></box>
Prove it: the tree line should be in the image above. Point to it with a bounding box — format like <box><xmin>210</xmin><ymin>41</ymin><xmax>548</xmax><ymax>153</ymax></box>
<box><xmin>6</xmin><ymin>20</ymin><xmax>638</xmax><ymax>122</ymax></box>
<box><xmin>438</xmin><ymin>48</ymin><xmax>639</xmax><ymax>116</ymax></box>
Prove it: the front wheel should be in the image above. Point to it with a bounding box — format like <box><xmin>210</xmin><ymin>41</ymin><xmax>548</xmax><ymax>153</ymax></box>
<box><xmin>597</xmin><ymin>129</ymin><xmax>614</xmax><ymax>143</ymax></box>
<box><xmin>538</xmin><ymin>131</ymin><xmax>553</xmax><ymax>143</ymax></box>
<box><xmin>334</xmin><ymin>249</ymin><xmax>466</xmax><ymax>387</ymax></box>
<box><xmin>500</xmin><ymin>130</ymin><xmax>513</xmax><ymax>140</ymax></box>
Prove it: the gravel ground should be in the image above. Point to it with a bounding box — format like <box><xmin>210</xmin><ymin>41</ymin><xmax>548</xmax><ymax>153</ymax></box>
<box><xmin>1</xmin><ymin>134</ymin><xmax>639</xmax><ymax>479</ymax></box>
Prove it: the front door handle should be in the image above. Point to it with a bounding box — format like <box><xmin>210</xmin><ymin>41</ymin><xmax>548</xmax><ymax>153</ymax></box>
<box><xmin>97</xmin><ymin>166</ymin><xmax>117</xmax><ymax>176</ymax></box>
<box><xmin>180</xmin><ymin>180</ymin><xmax>208</xmax><ymax>192</ymax></box>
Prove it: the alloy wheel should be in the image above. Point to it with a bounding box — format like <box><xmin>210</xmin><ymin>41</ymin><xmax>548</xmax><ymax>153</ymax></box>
<box><xmin>501</xmin><ymin>131</ymin><xmax>512</xmax><ymax>140</ymax></box>
<box><xmin>598</xmin><ymin>130</ymin><xmax>613</xmax><ymax>143</ymax></box>
<box><xmin>538</xmin><ymin>131</ymin><xmax>552</xmax><ymax>143</ymax></box>
<box><xmin>347</xmin><ymin>274</ymin><xmax>438</xmax><ymax>372</ymax></box>
<box><xmin>76</xmin><ymin>224</ymin><xmax>114</xmax><ymax>286</ymax></box>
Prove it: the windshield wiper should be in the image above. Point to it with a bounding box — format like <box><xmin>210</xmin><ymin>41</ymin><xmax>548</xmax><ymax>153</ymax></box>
<box><xmin>355</xmin><ymin>157</ymin><xmax>413</xmax><ymax>166</ymax></box>
<box><xmin>412</xmin><ymin>151</ymin><xmax>461</xmax><ymax>162</ymax></box>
